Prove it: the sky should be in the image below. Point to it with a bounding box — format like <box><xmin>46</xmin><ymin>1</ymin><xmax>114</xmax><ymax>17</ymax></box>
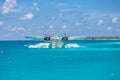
<box><xmin>0</xmin><ymin>0</ymin><xmax>120</xmax><ymax>40</ymax></box>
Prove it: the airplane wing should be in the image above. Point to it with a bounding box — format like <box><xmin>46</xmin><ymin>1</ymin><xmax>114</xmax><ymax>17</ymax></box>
<box><xmin>25</xmin><ymin>35</ymin><xmax>44</xmax><ymax>40</ymax></box>
<box><xmin>25</xmin><ymin>35</ymin><xmax>87</xmax><ymax>40</ymax></box>
<box><xmin>68</xmin><ymin>36</ymin><xmax>87</xmax><ymax>40</ymax></box>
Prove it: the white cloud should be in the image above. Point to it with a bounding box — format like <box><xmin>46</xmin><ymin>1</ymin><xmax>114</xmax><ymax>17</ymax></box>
<box><xmin>49</xmin><ymin>2</ymin><xmax>80</xmax><ymax>8</ymax></box>
<box><xmin>49</xmin><ymin>2</ymin><xmax>68</xmax><ymax>7</ymax></box>
<box><xmin>9</xmin><ymin>27</ymin><xmax>17</xmax><ymax>32</ymax></box>
<box><xmin>49</xmin><ymin>25</ymin><xmax>54</xmax><ymax>29</ymax></box>
<box><xmin>4</xmin><ymin>26</ymin><xmax>26</xmax><ymax>32</ymax></box>
<box><xmin>75</xmin><ymin>21</ymin><xmax>82</xmax><ymax>26</ymax></box>
<box><xmin>97</xmin><ymin>19</ymin><xmax>104</xmax><ymax>25</ymax></box>
<box><xmin>50</xmin><ymin>13</ymin><xmax>64</xmax><ymax>21</ymax></box>
<box><xmin>20</xmin><ymin>13</ymin><xmax>34</xmax><ymax>20</ymax></box>
<box><xmin>62</xmin><ymin>25</ymin><xmax>67</xmax><ymax>29</ymax></box>
<box><xmin>112</xmin><ymin>17</ymin><xmax>119</xmax><ymax>23</ymax></box>
<box><xmin>116</xmin><ymin>28</ymin><xmax>120</xmax><ymax>32</ymax></box>
<box><xmin>1</xmin><ymin>0</ymin><xmax>17</xmax><ymax>14</ymax></box>
<box><xmin>0</xmin><ymin>21</ymin><xmax>4</xmax><ymax>26</ymax></box>
<box><xmin>33</xmin><ymin>2</ymin><xmax>38</xmax><ymax>6</ymax></box>
<box><xmin>17</xmin><ymin>27</ymin><xmax>26</xmax><ymax>31</ymax></box>
<box><xmin>106</xmin><ymin>26</ymin><xmax>112</xmax><ymax>31</ymax></box>
<box><xmin>31</xmin><ymin>2</ymin><xmax>40</xmax><ymax>11</ymax></box>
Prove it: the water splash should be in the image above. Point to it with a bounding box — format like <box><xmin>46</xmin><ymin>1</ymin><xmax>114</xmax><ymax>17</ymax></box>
<box><xmin>28</xmin><ymin>43</ymin><xmax>50</xmax><ymax>48</ymax></box>
<box><xmin>27</xmin><ymin>43</ymin><xmax>85</xmax><ymax>48</ymax></box>
<box><xmin>65</xmin><ymin>43</ymin><xmax>84</xmax><ymax>48</ymax></box>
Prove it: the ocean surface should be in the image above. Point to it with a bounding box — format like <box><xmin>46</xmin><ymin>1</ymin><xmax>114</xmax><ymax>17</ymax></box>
<box><xmin>0</xmin><ymin>40</ymin><xmax>120</xmax><ymax>80</ymax></box>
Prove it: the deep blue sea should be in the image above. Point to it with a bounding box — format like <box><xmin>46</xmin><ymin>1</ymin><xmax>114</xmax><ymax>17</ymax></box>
<box><xmin>0</xmin><ymin>40</ymin><xmax>120</xmax><ymax>80</ymax></box>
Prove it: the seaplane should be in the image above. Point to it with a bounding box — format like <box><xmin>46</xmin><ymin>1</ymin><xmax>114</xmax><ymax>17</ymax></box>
<box><xmin>25</xmin><ymin>34</ymin><xmax>87</xmax><ymax>48</ymax></box>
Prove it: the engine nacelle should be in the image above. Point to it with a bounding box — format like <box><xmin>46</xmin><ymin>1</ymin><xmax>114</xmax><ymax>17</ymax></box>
<box><xmin>44</xmin><ymin>37</ymin><xmax>50</xmax><ymax>41</ymax></box>
<box><xmin>62</xmin><ymin>36</ymin><xmax>68</xmax><ymax>41</ymax></box>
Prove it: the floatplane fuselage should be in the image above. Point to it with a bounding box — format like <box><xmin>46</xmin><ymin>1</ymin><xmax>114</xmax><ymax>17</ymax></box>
<box><xmin>25</xmin><ymin>34</ymin><xmax>86</xmax><ymax>48</ymax></box>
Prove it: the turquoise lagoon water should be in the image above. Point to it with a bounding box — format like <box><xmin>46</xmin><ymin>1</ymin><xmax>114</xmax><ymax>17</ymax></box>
<box><xmin>0</xmin><ymin>40</ymin><xmax>120</xmax><ymax>80</ymax></box>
